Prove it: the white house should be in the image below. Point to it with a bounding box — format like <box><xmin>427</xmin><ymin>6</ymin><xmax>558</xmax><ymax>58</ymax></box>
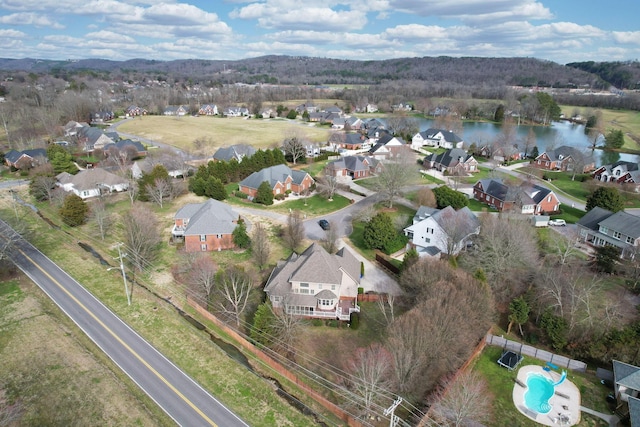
<box><xmin>56</xmin><ymin>169</ymin><xmax>129</xmax><ymax>199</ymax></box>
<box><xmin>403</xmin><ymin>206</ymin><xmax>480</xmax><ymax>257</ymax></box>
<box><xmin>411</xmin><ymin>129</ymin><xmax>464</xmax><ymax>150</ymax></box>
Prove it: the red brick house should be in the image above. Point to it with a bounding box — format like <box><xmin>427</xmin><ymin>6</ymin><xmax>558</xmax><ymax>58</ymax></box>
<box><xmin>534</xmin><ymin>146</ymin><xmax>595</xmax><ymax>173</ymax></box>
<box><xmin>325</xmin><ymin>155</ymin><xmax>382</xmax><ymax>179</ymax></box>
<box><xmin>593</xmin><ymin>161</ymin><xmax>640</xmax><ymax>184</ymax></box>
<box><xmin>473</xmin><ymin>178</ymin><xmax>560</xmax><ymax>214</ymax></box>
<box><xmin>172</xmin><ymin>199</ymin><xmax>240</xmax><ymax>252</ymax></box>
<box><xmin>238</xmin><ymin>164</ymin><xmax>314</xmax><ymax>198</ymax></box>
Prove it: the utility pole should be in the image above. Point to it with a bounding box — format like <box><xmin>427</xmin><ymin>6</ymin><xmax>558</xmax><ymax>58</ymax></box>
<box><xmin>108</xmin><ymin>243</ymin><xmax>130</xmax><ymax>306</ymax></box>
<box><xmin>384</xmin><ymin>396</ymin><xmax>403</xmax><ymax>427</ymax></box>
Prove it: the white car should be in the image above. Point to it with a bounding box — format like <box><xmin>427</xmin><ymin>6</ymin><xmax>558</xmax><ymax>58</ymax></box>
<box><xmin>549</xmin><ymin>219</ymin><xmax>566</xmax><ymax>226</ymax></box>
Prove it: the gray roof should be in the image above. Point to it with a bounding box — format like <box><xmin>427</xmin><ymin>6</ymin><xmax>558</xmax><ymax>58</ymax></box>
<box><xmin>600</xmin><ymin>211</ymin><xmax>640</xmax><ymax>239</ymax></box>
<box><xmin>413</xmin><ymin>205</ymin><xmax>439</xmax><ymax>223</ymax></box>
<box><xmin>174</xmin><ymin>199</ymin><xmax>238</xmax><ymax>236</ymax></box>
<box><xmin>264</xmin><ymin>243</ymin><xmax>360</xmax><ymax>298</ymax></box>
<box><xmin>613</xmin><ymin>360</ymin><xmax>640</xmax><ymax>391</ymax></box>
<box><xmin>476</xmin><ymin>178</ymin><xmax>510</xmax><ymax>201</ymax></box>
<box><xmin>103</xmin><ymin>139</ymin><xmax>146</xmax><ymax>153</ymax></box>
<box><xmin>425</xmin><ymin>148</ymin><xmax>472</xmax><ymax>168</ymax></box>
<box><xmin>629</xmin><ymin>396</ymin><xmax>640</xmax><ymax>426</ymax></box>
<box><xmin>431</xmin><ymin>206</ymin><xmax>480</xmax><ymax>236</ymax></box>
<box><xmin>212</xmin><ymin>144</ymin><xmax>256</xmax><ymax>162</ymax></box>
<box><xmin>327</xmin><ymin>155</ymin><xmax>370</xmax><ymax>172</ymax></box>
<box><xmin>419</xmin><ymin>128</ymin><xmax>463</xmax><ymax>143</ymax></box>
<box><xmin>239</xmin><ymin>164</ymin><xmax>311</xmax><ymax>190</ymax></box>
<box><xmin>5</xmin><ymin>148</ymin><xmax>47</xmax><ymax>164</ymax></box>
<box><xmin>519</xmin><ymin>184</ymin><xmax>552</xmax><ymax>205</ymax></box>
<box><xmin>56</xmin><ymin>168</ymin><xmax>127</xmax><ymax>191</ymax></box>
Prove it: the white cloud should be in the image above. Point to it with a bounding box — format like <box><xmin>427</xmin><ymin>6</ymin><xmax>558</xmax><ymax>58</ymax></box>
<box><xmin>0</xmin><ymin>12</ymin><xmax>65</xmax><ymax>28</ymax></box>
<box><xmin>86</xmin><ymin>30</ymin><xmax>135</xmax><ymax>43</ymax></box>
<box><xmin>612</xmin><ymin>31</ymin><xmax>640</xmax><ymax>45</ymax></box>
<box><xmin>0</xmin><ymin>28</ymin><xmax>26</xmax><ymax>38</ymax></box>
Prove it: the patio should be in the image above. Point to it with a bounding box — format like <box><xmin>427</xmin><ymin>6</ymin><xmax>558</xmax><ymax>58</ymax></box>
<box><xmin>513</xmin><ymin>365</ymin><xmax>581</xmax><ymax>426</ymax></box>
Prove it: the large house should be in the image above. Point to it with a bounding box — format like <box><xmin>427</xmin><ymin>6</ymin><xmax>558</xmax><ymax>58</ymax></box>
<box><xmin>368</xmin><ymin>134</ymin><xmax>407</xmax><ymax>159</ymax></box>
<box><xmin>172</xmin><ymin>199</ymin><xmax>239</xmax><ymax>252</ymax></box>
<box><xmin>198</xmin><ymin>104</ymin><xmax>218</xmax><ymax>116</ymax></box>
<box><xmin>534</xmin><ymin>146</ymin><xmax>595</xmax><ymax>173</ymax></box>
<box><xmin>576</xmin><ymin>207</ymin><xmax>640</xmax><ymax>258</ymax></box>
<box><xmin>56</xmin><ymin>168</ymin><xmax>129</xmax><ymax>199</ymax></box>
<box><xmin>238</xmin><ymin>164</ymin><xmax>314</xmax><ymax>198</ymax></box>
<box><xmin>473</xmin><ymin>178</ymin><xmax>560</xmax><ymax>214</ymax></box>
<box><xmin>164</xmin><ymin>105</ymin><xmax>188</xmax><ymax>116</ymax></box>
<box><xmin>125</xmin><ymin>105</ymin><xmax>147</xmax><ymax>116</ymax></box>
<box><xmin>403</xmin><ymin>206</ymin><xmax>480</xmax><ymax>257</ymax></box>
<box><xmin>411</xmin><ymin>129</ymin><xmax>464</xmax><ymax>150</ymax></box>
<box><xmin>212</xmin><ymin>145</ymin><xmax>256</xmax><ymax>163</ymax></box>
<box><xmin>325</xmin><ymin>155</ymin><xmax>382</xmax><ymax>180</ymax></box>
<box><xmin>264</xmin><ymin>243</ymin><xmax>361</xmax><ymax>321</ymax></box>
<box><xmin>593</xmin><ymin>161</ymin><xmax>640</xmax><ymax>184</ymax></box>
<box><xmin>4</xmin><ymin>148</ymin><xmax>47</xmax><ymax>170</ymax></box>
<box><xmin>77</xmin><ymin>126</ymin><xmax>114</xmax><ymax>152</ymax></box>
<box><xmin>612</xmin><ymin>360</ymin><xmax>640</xmax><ymax>425</ymax></box>
<box><xmin>423</xmin><ymin>148</ymin><xmax>478</xmax><ymax>174</ymax></box>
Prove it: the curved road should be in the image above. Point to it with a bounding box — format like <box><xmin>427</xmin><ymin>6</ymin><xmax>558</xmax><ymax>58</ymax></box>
<box><xmin>0</xmin><ymin>219</ymin><xmax>248</xmax><ymax>427</ymax></box>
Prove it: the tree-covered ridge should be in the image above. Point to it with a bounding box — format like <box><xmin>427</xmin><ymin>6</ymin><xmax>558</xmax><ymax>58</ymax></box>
<box><xmin>566</xmin><ymin>60</ymin><xmax>640</xmax><ymax>89</ymax></box>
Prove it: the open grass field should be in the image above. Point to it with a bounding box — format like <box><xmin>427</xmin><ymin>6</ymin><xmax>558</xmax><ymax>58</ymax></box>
<box><xmin>0</xmin><ymin>275</ymin><xmax>170</xmax><ymax>426</ymax></box>
<box><xmin>560</xmin><ymin>105</ymin><xmax>640</xmax><ymax>151</ymax></box>
<box><xmin>117</xmin><ymin>115</ymin><xmax>332</xmax><ymax>152</ymax></box>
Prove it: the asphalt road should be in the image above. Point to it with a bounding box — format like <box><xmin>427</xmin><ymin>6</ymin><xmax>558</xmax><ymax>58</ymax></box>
<box><xmin>0</xmin><ymin>219</ymin><xmax>248</xmax><ymax>427</ymax></box>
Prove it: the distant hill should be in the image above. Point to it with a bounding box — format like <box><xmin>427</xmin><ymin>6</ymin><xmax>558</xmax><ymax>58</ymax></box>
<box><xmin>566</xmin><ymin>61</ymin><xmax>640</xmax><ymax>89</ymax></box>
<box><xmin>0</xmin><ymin>55</ymin><xmax>607</xmax><ymax>88</ymax></box>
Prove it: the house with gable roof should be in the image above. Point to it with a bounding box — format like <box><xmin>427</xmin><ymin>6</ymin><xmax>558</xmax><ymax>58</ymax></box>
<box><xmin>325</xmin><ymin>155</ymin><xmax>382</xmax><ymax>180</ymax></box>
<box><xmin>424</xmin><ymin>148</ymin><xmax>478</xmax><ymax>174</ymax></box>
<box><xmin>212</xmin><ymin>144</ymin><xmax>256</xmax><ymax>163</ymax></box>
<box><xmin>172</xmin><ymin>199</ymin><xmax>239</xmax><ymax>252</ymax></box>
<box><xmin>164</xmin><ymin>105</ymin><xmax>188</xmax><ymax>116</ymax></box>
<box><xmin>238</xmin><ymin>164</ymin><xmax>314</xmax><ymax>198</ymax></box>
<box><xmin>77</xmin><ymin>126</ymin><xmax>114</xmax><ymax>152</ymax></box>
<box><xmin>593</xmin><ymin>161</ymin><xmax>640</xmax><ymax>184</ymax></box>
<box><xmin>612</xmin><ymin>360</ymin><xmax>640</xmax><ymax>424</ymax></box>
<box><xmin>264</xmin><ymin>243</ymin><xmax>361</xmax><ymax>321</ymax></box>
<box><xmin>56</xmin><ymin>168</ymin><xmax>129</xmax><ymax>199</ymax></box>
<box><xmin>4</xmin><ymin>148</ymin><xmax>47</xmax><ymax>170</ymax></box>
<box><xmin>403</xmin><ymin>206</ymin><xmax>480</xmax><ymax>257</ymax></box>
<box><xmin>576</xmin><ymin>207</ymin><xmax>640</xmax><ymax>258</ymax></box>
<box><xmin>198</xmin><ymin>104</ymin><xmax>218</xmax><ymax>116</ymax></box>
<box><xmin>125</xmin><ymin>105</ymin><xmax>147</xmax><ymax>117</ymax></box>
<box><xmin>473</xmin><ymin>178</ymin><xmax>560</xmax><ymax>214</ymax></box>
<box><xmin>368</xmin><ymin>134</ymin><xmax>407</xmax><ymax>159</ymax></box>
<box><xmin>534</xmin><ymin>145</ymin><xmax>595</xmax><ymax>173</ymax></box>
<box><xmin>411</xmin><ymin>128</ymin><xmax>464</xmax><ymax>150</ymax></box>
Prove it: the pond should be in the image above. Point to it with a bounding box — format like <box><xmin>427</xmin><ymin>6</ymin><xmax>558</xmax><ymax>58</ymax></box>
<box><xmin>382</xmin><ymin>117</ymin><xmax>640</xmax><ymax>166</ymax></box>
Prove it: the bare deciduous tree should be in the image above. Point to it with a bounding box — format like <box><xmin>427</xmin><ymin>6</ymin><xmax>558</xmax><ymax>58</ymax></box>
<box><xmin>376</xmin><ymin>291</ymin><xmax>396</xmax><ymax>327</ymax></box>
<box><xmin>426</xmin><ymin>371</ymin><xmax>491</xmax><ymax>427</ymax></box>
<box><xmin>145</xmin><ymin>177</ymin><xmax>172</xmax><ymax>208</ymax></box>
<box><xmin>251</xmin><ymin>223</ymin><xmax>271</xmax><ymax>269</ymax></box>
<box><xmin>89</xmin><ymin>199</ymin><xmax>112</xmax><ymax>240</ymax></box>
<box><xmin>121</xmin><ymin>204</ymin><xmax>161</xmax><ymax>275</ymax></box>
<box><xmin>320</xmin><ymin>221</ymin><xmax>339</xmax><ymax>254</ymax></box>
<box><xmin>347</xmin><ymin>344</ymin><xmax>393</xmax><ymax>414</ymax></box>
<box><xmin>126</xmin><ymin>180</ymin><xmax>138</xmax><ymax>205</ymax></box>
<box><xmin>214</xmin><ymin>266</ymin><xmax>253</xmax><ymax>329</ymax></box>
<box><xmin>283</xmin><ymin>210</ymin><xmax>305</xmax><ymax>251</ymax></box>
<box><xmin>376</xmin><ymin>148</ymin><xmax>417</xmax><ymax>208</ymax></box>
<box><xmin>272</xmin><ymin>298</ymin><xmax>304</xmax><ymax>360</ymax></box>
<box><xmin>435</xmin><ymin>207</ymin><xmax>478</xmax><ymax>257</ymax></box>
<box><xmin>415</xmin><ymin>187</ymin><xmax>437</xmax><ymax>208</ymax></box>
<box><xmin>317</xmin><ymin>174</ymin><xmax>340</xmax><ymax>200</ymax></box>
<box><xmin>282</xmin><ymin>135</ymin><xmax>306</xmax><ymax>165</ymax></box>
<box><xmin>185</xmin><ymin>254</ymin><xmax>217</xmax><ymax>309</ymax></box>
<box><xmin>353</xmin><ymin>205</ymin><xmax>377</xmax><ymax>223</ymax></box>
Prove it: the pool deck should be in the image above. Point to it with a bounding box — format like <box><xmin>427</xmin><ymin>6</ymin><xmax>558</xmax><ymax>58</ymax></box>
<box><xmin>513</xmin><ymin>365</ymin><xmax>581</xmax><ymax>426</ymax></box>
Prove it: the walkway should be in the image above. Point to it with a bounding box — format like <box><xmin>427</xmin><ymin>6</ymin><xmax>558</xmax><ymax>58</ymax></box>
<box><xmin>580</xmin><ymin>406</ymin><xmax>620</xmax><ymax>427</ymax></box>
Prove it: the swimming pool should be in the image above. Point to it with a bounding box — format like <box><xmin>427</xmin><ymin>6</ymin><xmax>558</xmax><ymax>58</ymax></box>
<box><xmin>524</xmin><ymin>373</ymin><xmax>554</xmax><ymax>414</ymax></box>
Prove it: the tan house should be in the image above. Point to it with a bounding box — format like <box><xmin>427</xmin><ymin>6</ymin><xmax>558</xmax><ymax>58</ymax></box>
<box><xmin>172</xmin><ymin>199</ymin><xmax>239</xmax><ymax>252</ymax></box>
<box><xmin>238</xmin><ymin>164</ymin><xmax>314</xmax><ymax>198</ymax></box>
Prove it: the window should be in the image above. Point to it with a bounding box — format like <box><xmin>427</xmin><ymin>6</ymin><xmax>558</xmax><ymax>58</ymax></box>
<box><xmin>331</xmin><ymin>285</ymin><xmax>336</xmax><ymax>291</ymax></box>
<box><xmin>627</xmin><ymin>236</ymin><xmax>635</xmax><ymax>244</ymax></box>
<box><xmin>201</xmin><ymin>244</ymin><xmax>207</xmax><ymax>251</ymax></box>
<box><xmin>216</xmin><ymin>234</ymin><xmax>222</xmax><ymax>239</ymax></box>
<box><xmin>612</xmin><ymin>231</ymin><xmax>621</xmax><ymax>240</ymax></box>
<box><xmin>200</xmin><ymin>234</ymin><xmax>206</xmax><ymax>242</ymax></box>
<box><xmin>600</xmin><ymin>226</ymin><xmax>609</xmax><ymax>235</ymax></box>
<box><xmin>319</xmin><ymin>299</ymin><xmax>333</xmax><ymax>307</ymax></box>
<box><xmin>300</xmin><ymin>283</ymin><xmax>309</xmax><ymax>288</ymax></box>
<box><xmin>547</xmin><ymin>195</ymin><xmax>551</xmax><ymax>202</ymax></box>
<box><xmin>425</xmin><ymin>238</ymin><xmax>431</xmax><ymax>243</ymax></box>
<box><xmin>275</xmin><ymin>188</ymin><xmax>280</xmax><ymax>194</ymax></box>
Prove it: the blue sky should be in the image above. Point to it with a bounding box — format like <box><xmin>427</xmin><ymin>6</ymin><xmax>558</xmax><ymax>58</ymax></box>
<box><xmin>0</xmin><ymin>0</ymin><xmax>638</xmax><ymax>64</ymax></box>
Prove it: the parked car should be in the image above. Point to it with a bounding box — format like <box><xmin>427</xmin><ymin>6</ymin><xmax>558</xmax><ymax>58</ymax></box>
<box><xmin>318</xmin><ymin>219</ymin><xmax>330</xmax><ymax>230</ymax></box>
<box><xmin>549</xmin><ymin>219</ymin><xmax>566</xmax><ymax>226</ymax></box>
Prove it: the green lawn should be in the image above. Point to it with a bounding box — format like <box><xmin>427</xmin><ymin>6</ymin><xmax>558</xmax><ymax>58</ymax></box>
<box><xmin>560</xmin><ymin>105</ymin><xmax>640</xmax><ymax>151</ymax></box>
<box><xmin>273</xmin><ymin>193</ymin><xmax>351</xmax><ymax>215</ymax></box>
<box><xmin>467</xmin><ymin>197</ymin><xmax>498</xmax><ymax>212</ymax></box>
<box><xmin>474</xmin><ymin>346</ymin><xmax>610</xmax><ymax>427</ymax></box>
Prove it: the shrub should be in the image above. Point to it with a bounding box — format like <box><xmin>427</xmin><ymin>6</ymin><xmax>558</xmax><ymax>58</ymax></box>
<box><xmin>357</xmin><ymin>287</ymin><xmax>364</xmax><ymax>295</ymax></box>
<box><xmin>311</xmin><ymin>319</ymin><xmax>323</xmax><ymax>327</ymax></box>
<box><xmin>349</xmin><ymin>312</ymin><xmax>360</xmax><ymax>330</ymax></box>
<box><xmin>383</xmin><ymin>234</ymin><xmax>408</xmax><ymax>255</ymax></box>
<box><xmin>235</xmin><ymin>191</ymin><xmax>248</xmax><ymax>199</ymax></box>
<box><xmin>274</xmin><ymin>193</ymin><xmax>285</xmax><ymax>200</ymax></box>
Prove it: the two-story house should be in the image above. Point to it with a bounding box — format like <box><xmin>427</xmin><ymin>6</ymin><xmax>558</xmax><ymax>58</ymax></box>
<box><xmin>172</xmin><ymin>199</ymin><xmax>239</xmax><ymax>252</ymax></box>
<box><xmin>368</xmin><ymin>134</ymin><xmax>407</xmax><ymax>159</ymax></box>
<box><xmin>238</xmin><ymin>164</ymin><xmax>314</xmax><ymax>198</ymax></box>
<box><xmin>473</xmin><ymin>179</ymin><xmax>560</xmax><ymax>214</ymax></box>
<box><xmin>423</xmin><ymin>148</ymin><xmax>478</xmax><ymax>174</ymax></box>
<box><xmin>212</xmin><ymin>144</ymin><xmax>256</xmax><ymax>163</ymax></box>
<box><xmin>593</xmin><ymin>161</ymin><xmax>640</xmax><ymax>184</ymax></box>
<box><xmin>198</xmin><ymin>104</ymin><xmax>219</xmax><ymax>116</ymax></box>
<box><xmin>576</xmin><ymin>207</ymin><xmax>640</xmax><ymax>258</ymax></box>
<box><xmin>264</xmin><ymin>243</ymin><xmax>361</xmax><ymax>321</ymax></box>
<box><xmin>403</xmin><ymin>206</ymin><xmax>480</xmax><ymax>257</ymax></box>
<box><xmin>534</xmin><ymin>146</ymin><xmax>595</xmax><ymax>173</ymax></box>
<box><xmin>164</xmin><ymin>105</ymin><xmax>188</xmax><ymax>116</ymax></box>
<box><xmin>411</xmin><ymin>128</ymin><xmax>464</xmax><ymax>150</ymax></box>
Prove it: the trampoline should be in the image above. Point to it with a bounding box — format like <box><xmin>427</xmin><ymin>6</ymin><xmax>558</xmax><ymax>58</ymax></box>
<box><xmin>498</xmin><ymin>350</ymin><xmax>524</xmax><ymax>370</ymax></box>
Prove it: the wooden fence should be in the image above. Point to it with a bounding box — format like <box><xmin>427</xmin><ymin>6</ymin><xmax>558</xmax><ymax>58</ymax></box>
<box><xmin>186</xmin><ymin>297</ymin><xmax>364</xmax><ymax>427</ymax></box>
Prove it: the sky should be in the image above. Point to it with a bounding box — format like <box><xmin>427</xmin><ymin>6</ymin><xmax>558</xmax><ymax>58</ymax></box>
<box><xmin>0</xmin><ymin>0</ymin><xmax>639</xmax><ymax>65</ymax></box>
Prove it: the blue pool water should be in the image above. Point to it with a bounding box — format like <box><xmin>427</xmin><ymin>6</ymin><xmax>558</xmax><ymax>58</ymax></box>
<box><xmin>524</xmin><ymin>374</ymin><xmax>554</xmax><ymax>414</ymax></box>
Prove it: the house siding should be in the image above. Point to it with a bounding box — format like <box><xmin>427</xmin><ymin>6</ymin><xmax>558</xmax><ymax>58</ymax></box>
<box><xmin>184</xmin><ymin>234</ymin><xmax>234</xmax><ymax>252</ymax></box>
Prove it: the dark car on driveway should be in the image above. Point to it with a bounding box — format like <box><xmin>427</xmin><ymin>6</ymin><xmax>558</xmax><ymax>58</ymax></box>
<box><xmin>318</xmin><ymin>219</ymin><xmax>330</xmax><ymax>230</ymax></box>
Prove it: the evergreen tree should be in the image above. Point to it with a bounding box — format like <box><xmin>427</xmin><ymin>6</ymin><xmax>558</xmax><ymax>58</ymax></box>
<box><xmin>232</xmin><ymin>220</ymin><xmax>251</xmax><ymax>249</ymax></box>
<box><xmin>604</xmin><ymin>129</ymin><xmax>624</xmax><ymax>149</ymax></box>
<box><xmin>595</xmin><ymin>245</ymin><xmax>620</xmax><ymax>274</ymax></box>
<box><xmin>47</xmin><ymin>144</ymin><xmax>78</xmax><ymax>174</ymax></box>
<box><xmin>586</xmin><ymin>186</ymin><xmax>624</xmax><ymax>212</ymax></box>
<box><xmin>138</xmin><ymin>165</ymin><xmax>170</xmax><ymax>201</ymax></box>
<box><xmin>433</xmin><ymin>185</ymin><xmax>468</xmax><ymax>209</ymax></box>
<box><xmin>59</xmin><ymin>194</ymin><xmax>88</xmax><ymax>227</ymax></box>
<box><xmin>508</xmin><ymin>297</ymin><xmax>530</xmax><ymax>336</ymax></box>
<box><xmin>363</xmin><ymin>212</ymin><xmax>395</xmax><ymax>250</ymax></box>
<box><xmin>250</xmin><ymin>302</ymin><xmax>276</xmax><ymax>346</ymax></box>
<box><xmin>204</xmin><ymin>176</ymin><xmax>227</xmax><ymax>200</ymax></box>
<box><xmin>494</xmin><ymin>104</ymin><xmax>505</xmax><ymax>122</ymax></box>
<box><xmin>286</xmin><ymin>109</ymin><xmax>297</xmax><ymax>119</ymax></box>
<box><xmin>254</xmin><ymin>181</ymin><xmax>274</xmax><ymax>205</ymax></box>
<box><xmin>530</xmin><ymin>145</ymin><xmax>539</xmax><ymax>159</ymax></box>
<box><xmin>401</xmin><ymin>247</ymin><xmax>419</xmax><ymax>272</ymax></box>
